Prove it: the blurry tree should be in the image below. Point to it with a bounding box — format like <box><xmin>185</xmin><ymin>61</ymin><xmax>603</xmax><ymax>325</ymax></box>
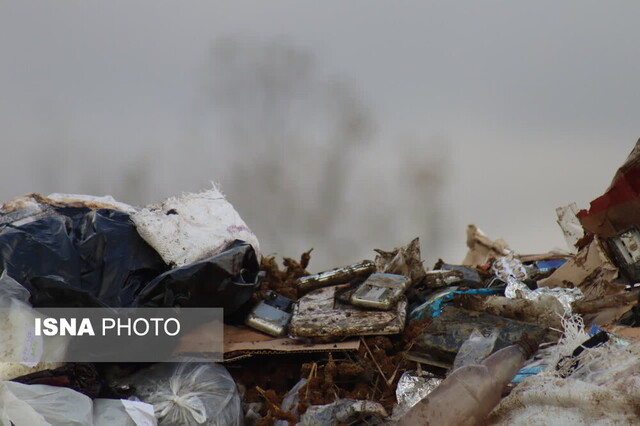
<box><xmin>199</xmin><ymin>38</ymin><xmax>373</xmax><ymax>259</ymax></box>
<box><xmin>196</xmin><ymin>38</ymin><xmax>449</xmax><ymax>269</ymax></box>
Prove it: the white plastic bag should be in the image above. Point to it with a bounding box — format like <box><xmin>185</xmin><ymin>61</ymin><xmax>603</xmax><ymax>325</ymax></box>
<box><xmin>0</xmin><ymin>381</ymin><xmax>93</xmax><ymax>426</ymax></box>
<box><xmin>0</xmin><ymin>273</ymin><xmax>68</xmax><ymax>381</ymax></box>
<box><xmin>93</xmin><ymin>399</ymin><xmax>157</xmax><ymax>426</ymax></box>
<box><xmin>132</xmin><ymin>186</ymin><xmax>260</xmax><ymax>267</ymax></box>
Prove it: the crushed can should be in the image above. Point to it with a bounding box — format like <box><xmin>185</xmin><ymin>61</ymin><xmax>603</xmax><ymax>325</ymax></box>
<box><xmin>296</xmin><ymin>260</ymin><xmax>376</xmax><ymax>295</ymax></box>
<box><xmin>245</xmin><ymin>291</ymin><xmax>294</xmax><ymax>337</ymax></box>
<box><xmin>350</xmin><ymin>273</ymin><xmax>411</xmax><ymax>310</ymax></box>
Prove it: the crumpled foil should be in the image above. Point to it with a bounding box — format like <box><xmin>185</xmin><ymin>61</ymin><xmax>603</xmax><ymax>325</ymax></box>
<box><xmin>395</xmin><ymin>371</ymin><xmax>442</xmax><ymax>410</ymax></box>
<box><xmin>505</xmin><ymin>276</ymin><xmax>583</xmax><ymax>312</ymax></box>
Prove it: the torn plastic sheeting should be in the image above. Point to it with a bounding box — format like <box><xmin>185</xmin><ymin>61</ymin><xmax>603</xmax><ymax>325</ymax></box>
<box><xmin>411</xmin><ymin>306</ymin><xmax>547</xmax><ymax>365</ymax></box>
<box><xmin>273</xmin><ymin>378</ymin><xmax>307</xmax><ymax>426</ymax></box>
<box><xmin>0</xmin><ymin>381</ymin><xmax>93</xmax><ymax>426</ymax></box>
<box><xmin>135</xmin><ymin>241</ymin><xmax>260</xmax><ymax>320</ymax></box>
<box><xmin>0</xmin><ymin>205</ymin><xmax>167</xmax><ymax>308</ymax></box>
<box><xmin>451</xmin><ymin>328</ymin><xmax>499</xmax><ymax>372</ymax></box>
<box><xmin>409</xmin><ymin>288</ymin><xmax>502</xmax><ymax>321</ymax></box>
<box><xmin>374</xmin><ymin>237</ymin><xmax>426</xmax><ymax>286</ymax></box>
<box><xmin>131</xmin><ymin>186</ymin><xmax>261</xmax><ymax>268</ymax></box>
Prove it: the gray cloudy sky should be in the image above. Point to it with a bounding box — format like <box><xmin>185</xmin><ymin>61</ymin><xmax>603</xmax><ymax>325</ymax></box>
<box><xmin>1</xmin><ymin>1</ymin><xmax>638</xmax><ymax>269</ymax></box>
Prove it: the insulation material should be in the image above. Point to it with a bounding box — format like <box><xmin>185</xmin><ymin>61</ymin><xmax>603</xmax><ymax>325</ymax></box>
<box><xmin>132</xmin><ymin>186</ymin><xmax>261</xmax><ymax>268</ymax></box>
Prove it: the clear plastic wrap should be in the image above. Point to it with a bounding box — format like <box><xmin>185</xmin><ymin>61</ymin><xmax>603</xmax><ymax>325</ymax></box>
<box><xmin>0</xmin><ymin>273</ymin><xmax>68</xmax><ymax>381</ymax></box>
<box><xmin>126</xmin><ymin>363</ymin><xmax>242</xmax><ymax>426</ymax></box>
<box><xmin>452</xmin><ymin>328</ymin><xmax>499</xmax><ymax>372</ymax></box>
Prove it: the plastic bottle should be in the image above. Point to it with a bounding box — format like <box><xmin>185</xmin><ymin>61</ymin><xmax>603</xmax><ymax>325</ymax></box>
<box><xmin>398</xmin><ymin>336</ymin><xmax>538</xmax><ymax>426</ymax></box>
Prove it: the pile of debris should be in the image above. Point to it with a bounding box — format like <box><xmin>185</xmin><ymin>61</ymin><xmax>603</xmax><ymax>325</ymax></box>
<box><xmin>3</xmin><ymin>140</ymin><xmax>640</xmax><ymax>425</ymax></box>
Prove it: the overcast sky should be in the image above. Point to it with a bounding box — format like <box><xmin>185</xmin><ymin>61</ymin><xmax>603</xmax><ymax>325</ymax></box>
<box><xmin>1</xmin><ymin>1</ymin><xmax>638</xmax><ymax>269</ymax></box>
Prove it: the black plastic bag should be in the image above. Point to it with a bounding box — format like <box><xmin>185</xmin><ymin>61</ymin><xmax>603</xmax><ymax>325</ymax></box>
<box><xmin>0</xmin><ymin>201</ymin><xmax>260</xmax><ymax>318</ymax></box>
<box><xmin>0</xmin><ymin>207</ymin><xmax>167</xmax><ymax>307</ymax></box>
<box><xmin>135</xmin><ymin>241</ymin><xmax>261</xmax><ymax>319</ymax></box>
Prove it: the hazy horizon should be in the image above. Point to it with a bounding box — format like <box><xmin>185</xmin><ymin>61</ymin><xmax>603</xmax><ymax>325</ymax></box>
<box><xmin>1</xmin><ymin>1</ymin><xmax>637</xmax><ymax>270</ymax></box>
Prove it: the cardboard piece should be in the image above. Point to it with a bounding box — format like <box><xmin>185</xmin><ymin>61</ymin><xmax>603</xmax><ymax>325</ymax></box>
<box><xmin>538</xmin><ymin>238</ymin><xmax>623</xmax><ymax>300</ymax></box>
<box><xmin>461</xmin><ymin>225</ymin><xmax>509</xmax><ymax>267</ymax></box>
<box><xmin>223</xmin><ymin>325</ymin><xmax>360</xmax><ymax>359</ymax></box>
<box><xmin>601</xmin><ymin>325</ymin><xmax>640</xmax><ymax>340</ymax></box>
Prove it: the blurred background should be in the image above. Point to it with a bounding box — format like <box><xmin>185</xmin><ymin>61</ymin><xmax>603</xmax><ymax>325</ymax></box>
<box><xmin>1</xmin><ymin>1</ymin><xmax>638</xmax><ymax>270</ymax></box>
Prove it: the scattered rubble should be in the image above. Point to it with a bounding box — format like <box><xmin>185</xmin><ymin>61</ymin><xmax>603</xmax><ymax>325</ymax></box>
<box><xmin>3</xmin><ymin>140</ymin><xmax>640</xmax><ymax>424</ymax></box>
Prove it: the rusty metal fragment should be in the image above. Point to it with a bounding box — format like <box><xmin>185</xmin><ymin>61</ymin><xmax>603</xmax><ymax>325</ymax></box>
<box><xmin>296</xmin><ymin>260</ymin><xmax>375</xmax><ymax>295</ymax></box>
